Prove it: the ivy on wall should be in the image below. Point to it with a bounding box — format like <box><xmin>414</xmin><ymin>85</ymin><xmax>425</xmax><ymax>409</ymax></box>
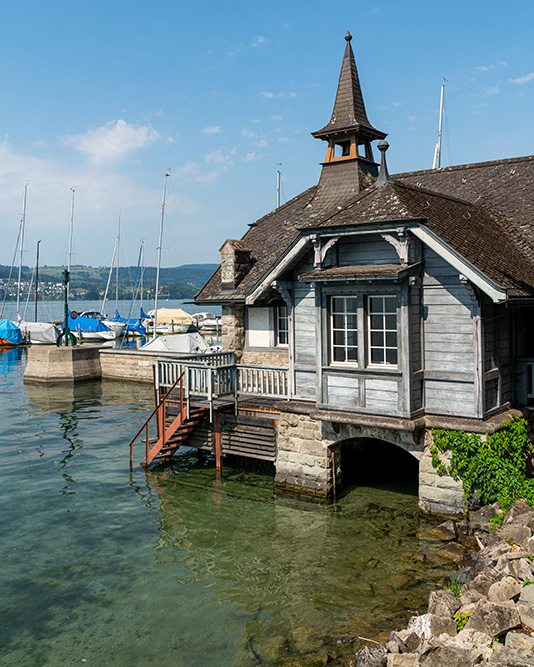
<box><xmin>430</xmin><ymin>417</ymin><xmax>534</xmax><ymax>510</ymax></box>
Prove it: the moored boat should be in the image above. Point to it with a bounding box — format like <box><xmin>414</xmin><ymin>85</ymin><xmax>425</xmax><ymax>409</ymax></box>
<box><xmin>0</xmin><ymin>320</ymin><xmax>24</xmax><ymax>347</ymax></box>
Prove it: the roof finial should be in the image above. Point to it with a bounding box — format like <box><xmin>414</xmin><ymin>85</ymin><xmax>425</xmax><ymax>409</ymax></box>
<box><xmin>345</xmin><ymin>30</ymin><xmax>352</xmax><ymax>42</ymax></box>
<box><xmin>376</xmin><ymin>140</ymin><xmax>393</xmax><ymax>185</ymax></box>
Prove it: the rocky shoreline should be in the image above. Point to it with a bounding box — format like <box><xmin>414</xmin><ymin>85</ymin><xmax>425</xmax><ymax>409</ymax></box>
<box><xmin>352</xmin><ymin>500</ymin><xmax>534</xmax><ymax>666</ymax></box>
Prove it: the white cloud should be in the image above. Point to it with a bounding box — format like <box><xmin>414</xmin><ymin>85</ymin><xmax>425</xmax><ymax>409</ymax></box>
<box><xmin>509</xmin><ymin>72</ymin><xmax>534</xmax><ymax>85</ymax></box>
<box><xmin>476</xmin><ymin>65</ymin><xmax>495</xmax><ymax>72</ymax></box>
<box><xmin>204</xmin><ymin>149</ymin><xmax>234</xmax><ymax>166</ymax></box>
<box><xmin>408</xmin><ymin>115</ymin><xmax>416</xmax><ymax>122</ymax></box>
<box><xmin>202</xmin><ymin>125</ymin><xmax>222</xmax><ymax>135</ymax></box>
<box><xmin>392</xmin><ymin>101</ymin><xmax>402</xmax><ymax>107</ymax></box>
<box><xmin>61</xmin><ymin>120</ymin><xmax>160</xmax><ymax>165</ymax></box>
<box><xmin>242</xmin><ymin>152</ymin><xmax>263</xmax><ymax>162</ymax></box>
<box><xmin>484</xmin><ymin>85</ymin><xmax>500</xmax><ymax>95</ymax></box>
<box><xmin>251</xmin><ymin>35</ymin><xmax>267</xmax><ymax>48</ymax></box>
<box><xmin>261</xmin><ymin>91</ymin><xmax>275</xmax><ymax>98</ymax></box>
<box><xmin>271</xmin><ymin>115</ymin><xmax>283</xmax><ymax>121</ymax></box>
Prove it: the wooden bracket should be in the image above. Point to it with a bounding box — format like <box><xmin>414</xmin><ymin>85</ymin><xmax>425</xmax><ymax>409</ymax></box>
<box><xmin>381</xmin><ymin>227</ymin><xmax>410</xmax><ymax>265</ymax></box>
<box><xmin>311</xmin><ymin>235</ymin><xmax>340</xmax><ymax>269</ymax></box>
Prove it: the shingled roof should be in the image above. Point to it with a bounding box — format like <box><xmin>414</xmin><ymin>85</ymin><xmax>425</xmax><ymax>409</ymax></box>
<box><xmin>312</xmin><ymin>31</ymin><xmax>385</xmax><ymax>140</ymax></box>
<box><xmin>195</xmin><ymin>155</ymin><xmax>534</xmax><ymax>303</ymax></box>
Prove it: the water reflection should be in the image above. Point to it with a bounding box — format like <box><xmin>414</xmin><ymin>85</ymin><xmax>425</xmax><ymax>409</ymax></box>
<box><xmin>135</xmin><ymin>458</ymin><xmax>452</xmax><ymax>664</ymax></box>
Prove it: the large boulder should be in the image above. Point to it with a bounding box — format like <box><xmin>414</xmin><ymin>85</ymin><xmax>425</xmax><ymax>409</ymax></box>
<box><xmin>354</xmin><ymin>643</ymin><xmax>388</xmax><ymax>666</ymax></box>
<box><xmin>464</xmin><ymin>599</ymin><xmax>521</xmax><ymax>637</ymax></box>
<box><xmin>427</xmin><ymin>589</ymin><xmax>462</xmax><ymax>617</ymax></box>
<box><xmin>487</xmin><ymin>576</ymin><xmax>522</xmax><ymax>603</ymax></box>
<box><xmin>406</xmin><ymin>613</ymin><xmax>457</xmax><ymax>640</ymax></box>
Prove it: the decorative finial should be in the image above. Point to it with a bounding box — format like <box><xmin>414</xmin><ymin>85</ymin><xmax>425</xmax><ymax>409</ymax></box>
<box><xmin>376</xmin><ymin>140</ymin><xmax>393</xmax><ymax>185</ymax></box>
<box><xmin>345</xmin><ymin>30</ymin><xmax>352</xmax><ymax>42</ymax></box>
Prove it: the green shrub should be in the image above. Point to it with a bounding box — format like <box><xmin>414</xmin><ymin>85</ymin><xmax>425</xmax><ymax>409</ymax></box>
<box><xmin>430</xmin><ymin>417</ymin><xmax>534</xmax><ymax>511</ymax></box>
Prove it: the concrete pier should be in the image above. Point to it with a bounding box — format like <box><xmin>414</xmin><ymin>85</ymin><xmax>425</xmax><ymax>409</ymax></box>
<box><xmin>24</xmin><ymin>345</ymin><xmax>103</xmax><ymax>383</ymax></box>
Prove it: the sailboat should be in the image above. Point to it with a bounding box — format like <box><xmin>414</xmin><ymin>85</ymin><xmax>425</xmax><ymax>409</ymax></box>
<box><xmin>6</xmin><ymin>184</ymin><xmax>59</xmax><ymax>345</ymax></box>
<box><xmin>81</xmin><ymin>214</ymin><xmax>125</xmax><ymax>337</ymax></box>
<box><xmin>142</xmin><ymin>173</ymin><xmax>171</xmax><ymax>339</ymax></box>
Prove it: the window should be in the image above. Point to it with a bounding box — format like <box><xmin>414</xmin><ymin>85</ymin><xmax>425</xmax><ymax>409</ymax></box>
<box><xmin>331</xmin><ymin>296</ymin><xmax>358</xmax><ymax>363</ymax></box>
<box><xmin>368</xmin><ymin>295</ymin><xmax>397</xmax><ymax>366</ymax></box>
<box><xmin>276</xmin><ymin>305</ymin><xmax>289</xmax><ymax>346</ymax></box>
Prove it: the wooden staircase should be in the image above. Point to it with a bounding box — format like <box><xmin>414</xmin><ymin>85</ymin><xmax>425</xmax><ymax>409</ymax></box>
<box><xmin>146</xmin><ymin>405</ymin><xmax>207</xmax><ymax>464</ymax></box>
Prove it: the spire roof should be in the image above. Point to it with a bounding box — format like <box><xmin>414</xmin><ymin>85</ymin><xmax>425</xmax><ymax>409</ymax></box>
<box><xmin>312</xmin><ymin>31</ymin><xmax>385</xmax><ymax>140</ymax></box>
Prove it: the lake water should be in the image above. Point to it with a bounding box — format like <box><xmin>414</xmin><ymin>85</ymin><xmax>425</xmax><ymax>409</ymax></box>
<box><xmin>0</xmin><ymin>307</ymin><xmax>452</xmax><ymax>666</ymax></box>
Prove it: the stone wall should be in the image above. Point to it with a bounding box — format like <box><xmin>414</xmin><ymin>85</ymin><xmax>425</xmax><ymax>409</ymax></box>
<box><xmin>24</xmin><ymin>345</ymin><xmax>102</xmax><ymax>383</ymax></box>
<box><xmin>418</xmin><ymin>430</ymin><xmax>465</xmax><ymax>516</ymax></box>
<box><xmin>221</xmin><ymin>305</ymin><xmax>245</xmax><ymax>359</ymax></box>
<box><xmin>240</xmin><ymin>349</ymin><xmax>289</xmax><ymax>367</ymax></box>
<box><xmin>275</xmin><ymin>409</ymin><xmax>335</xmax><ymax>498</ymax></box>
<box><xmin>99</xmin><ymin>350</ymin><xmax>158</xmax><ymax>383</ymax></box>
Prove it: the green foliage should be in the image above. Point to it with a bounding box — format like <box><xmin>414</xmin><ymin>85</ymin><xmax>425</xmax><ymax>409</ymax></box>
<box><xmin>446</xmin><ymin>575</ymin><xmax>463</xmax><ymax>598</ymax></box>
<box><xmin>453</xmin><ymin>611</ymin><xmax>471</xmax><ymax>631</ymax></box>
<box><xmin>431</xmin><ymin>418</ymin><xmax>534</xmax><ymax>511</ymax></box>
<box><xmin>523</xmin><ymin>578</ymin><xmax>534</xmax><ymax>586</ymax></box>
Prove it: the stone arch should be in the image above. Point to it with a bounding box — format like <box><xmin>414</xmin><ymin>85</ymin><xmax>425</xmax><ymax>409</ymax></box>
<box><xmin>335</xmin><ymin>436</ymin><xmax>420</xmax><ymax>488</ymax></box>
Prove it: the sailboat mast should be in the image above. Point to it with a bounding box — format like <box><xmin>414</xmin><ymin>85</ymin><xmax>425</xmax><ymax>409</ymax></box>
<box><xmin>68</xmin><ymin>187</ymin><xmax>76</xmax><ymax>272</ymax></box>
<box><xmin>116</xmin><ymin>213</ymin><xmax>121</xmax><ymax>313</ymax></box>
<box><xmin>432</xmin><ymin>80</ymin><xmax>445</xmax><ymax>170</ymax></box>
<box><xmin>276</xmin><ymin>167</ymin><xmax>281</xmax><ymax>208</ymax></box>
<box><xmin>35</xmin><ymin>240</ymin><xmax>40</xmax><ymax>322</ymax></box>
<box><xmin>140</xmin><ymin>240</ymin><xmax>144</xmax><ymax>309</ymax></box>
<box><xmin>16</xmin><ymin>183</ymin><xmax>28</xmax><ymax>318</ymax></box>
<box><xmin>153</xmin><ymin>172</ymin><xmax>169</xmax><ymax>339</ymax></box>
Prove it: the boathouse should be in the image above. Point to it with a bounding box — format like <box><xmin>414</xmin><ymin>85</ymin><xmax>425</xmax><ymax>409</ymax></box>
<box><xmin>136</xmin><ymin>32</ymin><xmax>534</xmax><ymax>516</ymax></box>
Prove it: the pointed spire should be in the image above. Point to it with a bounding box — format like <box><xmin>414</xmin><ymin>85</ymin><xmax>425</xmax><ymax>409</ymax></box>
<box><xmin>312</xmin><ymin>31</ymin><xmax>385</xmax><ymax>140</ymax></box>
<box><xmin>376</xmin><ymin>140</ymin><xmax>393</xmax><ymax>185</ymax></box>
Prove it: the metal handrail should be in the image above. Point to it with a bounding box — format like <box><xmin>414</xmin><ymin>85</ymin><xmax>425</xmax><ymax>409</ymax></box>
<box><xmin>128</xmin><ymin>370</ymin><xmax>185</xmax><ymax>463</ymax></box>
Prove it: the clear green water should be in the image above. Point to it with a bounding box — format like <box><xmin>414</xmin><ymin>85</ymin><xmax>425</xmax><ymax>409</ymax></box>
<box><xmin>0</xmin><ymin>347</ymin><xmax>451</xmax><ymax>666</ymax></box>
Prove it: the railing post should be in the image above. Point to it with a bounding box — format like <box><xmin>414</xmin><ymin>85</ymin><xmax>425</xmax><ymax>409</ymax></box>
<box><xmin>214</xmin><ymin>410</ymin><xmax>222</xmax><ymax>476</ymax></box>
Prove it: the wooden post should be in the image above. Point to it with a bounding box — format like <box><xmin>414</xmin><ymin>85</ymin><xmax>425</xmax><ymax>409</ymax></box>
<box><xmin>214</xmin><ymin>410</ymin><xmax>222</xmax><ymax>476</ymax></box>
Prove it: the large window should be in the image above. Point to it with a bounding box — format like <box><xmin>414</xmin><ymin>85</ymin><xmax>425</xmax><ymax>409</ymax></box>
<box><xmin>331</xmin><ymin>296</ymin><xmax>358</xmax><ymax>363</ymax></box>
<box><xmin>368</xmin><ymin>295</ymin><xmax>397</xmax><ymax>366</ymax></box>
<box><xmin>276</xmin><ymin>305</ymin><xmax>289</xmax><ymax>346</ymax></box>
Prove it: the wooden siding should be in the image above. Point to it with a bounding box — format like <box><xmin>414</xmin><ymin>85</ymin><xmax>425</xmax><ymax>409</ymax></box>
<box><xmin>324</xmin><ymin>372</ymin><xmax>362</xmax><ymax>409</ymax></box>
<box><xmin>410</xmin><ymin>284</ymin><xmax>423</xmax><ymax>411</ymax></box>
<box><xmin>293</xmin><ymin>284</ymin><xmax>317</xmax><ymax>398</ymax></box>
<box><xmin>336</xmin><ymin>234</ymin><xmax>398</xmax><ymax>266</ymax></box>
<box><xmin>422</xmin><ymin>249</ymin><xmax>476</xmax><ymax>417</ymax></box>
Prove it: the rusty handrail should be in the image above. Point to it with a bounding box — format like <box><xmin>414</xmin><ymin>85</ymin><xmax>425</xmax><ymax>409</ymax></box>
<box><xmin>129</xmin><ymin>370</ymin><xmax>185</xmax><ymax>463</ymax></box>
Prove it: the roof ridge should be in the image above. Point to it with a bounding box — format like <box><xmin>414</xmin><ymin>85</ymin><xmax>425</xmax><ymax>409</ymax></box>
<box><xmin>394</xmin><ymin>154</ymin><xmax>534</xmax><ymax>179</ymax></box>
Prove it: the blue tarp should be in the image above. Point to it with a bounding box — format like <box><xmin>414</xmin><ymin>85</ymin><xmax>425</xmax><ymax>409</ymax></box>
<box><xmin>111</xmin><ymin>314</ymin><xmax>146</xmax><ymax>335</ymax></box>
<box><xmin>140</xmin><ymin>307</ymin><xmax>153</xmax><ymax>320</ymax></box>
<box><xmin>64</xmin><ymin>312</ymin><xmax>112</xmax><ymax>333</ymax></box>
<box><xmin>0</xmin><ymin>320</ymin><xmax>23</xmax><ymax>345</ymax></box>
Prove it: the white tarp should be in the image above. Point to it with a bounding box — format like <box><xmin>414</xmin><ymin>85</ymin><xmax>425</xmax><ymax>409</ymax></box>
<box><xmin>17</xmin><ymin>320</ymin><xmax>60</xmax><ymax>345</ymax></box>
<box><xmin>146</xmin><ymin>308</ymin><xmax>193</xmax><ymax>325</ymax></box>
<box><xmin>141</xmin><ymin>332</ymin><xmax>209</xmax><ymax>353</ymax></box>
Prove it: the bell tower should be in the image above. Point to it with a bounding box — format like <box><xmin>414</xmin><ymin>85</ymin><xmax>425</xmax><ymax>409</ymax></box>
<box><xmin>312</xmin><ymin>31</ymin><xmax>386</xmax><ymax>198</ymax></box>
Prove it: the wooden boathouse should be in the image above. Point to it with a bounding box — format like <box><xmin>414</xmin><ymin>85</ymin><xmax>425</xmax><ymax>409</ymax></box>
<box><xmin>129</xmin><ymin>32</ymin><xmax>534</xmax><ymax>517</ymax></box>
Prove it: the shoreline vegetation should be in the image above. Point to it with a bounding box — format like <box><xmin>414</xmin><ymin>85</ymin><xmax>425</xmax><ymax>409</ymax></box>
<box><xmin>0</xmin><ymin>263</ymin><xmax>218</xmax><ymax>301</ymax></box>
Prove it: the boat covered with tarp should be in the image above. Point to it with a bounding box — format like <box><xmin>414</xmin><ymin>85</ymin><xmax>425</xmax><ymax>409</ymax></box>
<box><xmin>16</xmin><ymin>320</ymin><xmax>60</xmax><ymax>345</ymax></box>
<box><xmin>64</xmin><ymin>311</ymin><xmax>115</xmax><ymax>342</ymax></box>
<box><xmin>0</xmin><ymin>320</ymin><xmax>23</xmax><ymax>347</ymax></box>
<box><xmin>144</xmin><ymin>307</ymin><xmax>195</xmax><ymax>334</ymax></box>
<box><xmin>110</xmin><ymin>311</ymin><xmax>146</xmax><ymax>336</ymax></box>
<box><xmin>141</xmin><ymin>332</ymin><xmax>212</xmax><ymax>353</ymax></box>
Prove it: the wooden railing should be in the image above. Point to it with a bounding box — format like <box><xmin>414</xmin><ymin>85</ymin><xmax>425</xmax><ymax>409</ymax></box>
<box><xmin>155</xmin><ymin>355</ymin><xmax>289</xmax><ymax>419</ymax></box>
<box><xmin>237</xmin><ymin>365</ymin><xmax>289</xmax><ymax>398</ymax></box>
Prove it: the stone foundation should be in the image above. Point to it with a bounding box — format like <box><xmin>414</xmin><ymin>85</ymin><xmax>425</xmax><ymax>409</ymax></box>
<box><xmin>418</xmin><ymin>430</ymin><xmax>465</xmax><ymax>516</ymax></box>
<box><xmin>275</xmin><ymin>410</ymin><xmax>335</xmax><ymax>498</ymax></box>
<box><xmin>99</xmin><ymin>349</ymin><xmax>157</xmax><ymax>382</ymax></box>
<box><xmin>240</xmin><ymin>349</ymin><xmax>288</xmax><ymax>366</ymax></box>
<box><xmin>24</xmin><ymin>345</ymin><xmax>103</xmax><ymax>382</ymax></box>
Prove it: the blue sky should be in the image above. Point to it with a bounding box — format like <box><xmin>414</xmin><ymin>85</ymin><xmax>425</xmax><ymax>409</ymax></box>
<box><xmin>1</xmin><ymin>0</ymin><xmax>533</xmax><ymax>270</ymax></box>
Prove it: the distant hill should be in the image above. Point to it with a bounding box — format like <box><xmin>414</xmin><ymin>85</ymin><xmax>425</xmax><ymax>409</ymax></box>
<box><xmin>0</xmin><ymin>263</ymin><xmax>219</xmax><ymax>301</ymax></box>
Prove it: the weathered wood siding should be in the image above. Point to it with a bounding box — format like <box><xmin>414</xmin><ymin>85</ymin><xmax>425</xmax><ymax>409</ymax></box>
<box><xmin>336</xmin><ymin>234</ymin><xmax>399</xmax><ymax>266</ymax></box>
<box><xmin>422</xmin><ymin>249</ymin><xmax>477</xmax><ymax>417</ymax></box>
<box><xmin>293</xmin><ymin>283</ymin><xmax>316</xmax><ymax>399</ymax></box>
<box><xmin>410</xmin><ymin>284</ymin><xmax>423</xmax><ymax>412</ymax></box>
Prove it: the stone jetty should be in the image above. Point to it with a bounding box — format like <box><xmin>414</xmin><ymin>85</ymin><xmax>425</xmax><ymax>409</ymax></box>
<box><xmin>353</xmin><ymin>500</ymin><xmax>534</xmax><ymax>666</ymax></box>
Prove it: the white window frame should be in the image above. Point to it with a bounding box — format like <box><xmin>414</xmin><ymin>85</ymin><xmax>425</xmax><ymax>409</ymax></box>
<box><xmin>275</xmin><ymin>304</ymin><xmax>289</xmax><ymax>347</ymax></box>
<box><xmin>367</xmin><ymin>294</ymin><xmax>398</xmax><ymax>368</ymax></box>
<box><xmin>330</xmin><ymin>296</ymin><xmax>359</xmax><ymax>365</ymax></box>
